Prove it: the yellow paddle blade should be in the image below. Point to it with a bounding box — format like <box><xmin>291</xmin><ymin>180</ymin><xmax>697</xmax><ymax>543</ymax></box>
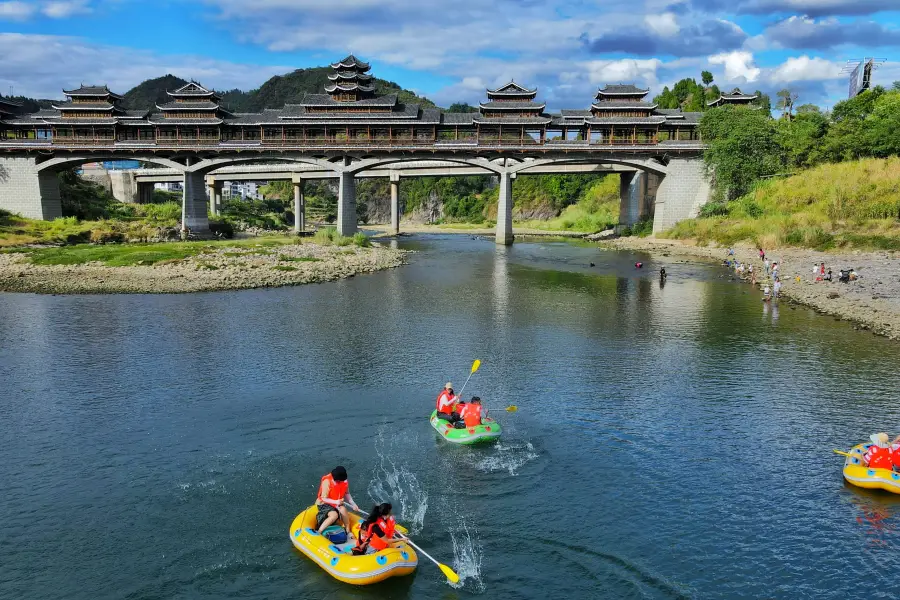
<box><xmin>395</xmin><ymin>523</ymin><xmax>409</xmax><ymax>535</ymax></box>
<box><xmin>833</xmin><ymin>449</ymin><xmax>853</xmax><ymax>457</ymax></box>
<box><xmin>505</xmin><ymin>405</ymin><xmax>518</xmax><ymax>412</ymax></box>
<box><xmin>439</xmin><ymin>563</ymin><xmax>460</xmax><ymax>584</ymax></box>
<box><xmin>471</xmin><ymin>359</ymin><xmax>481</xmax><ymax>374</ymax></box>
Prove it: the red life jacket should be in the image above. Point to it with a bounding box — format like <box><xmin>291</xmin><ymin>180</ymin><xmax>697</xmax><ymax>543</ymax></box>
<box><xmin>436</xmin><ymin>390</ymin><xmax>456</xmax><ymax>413</ymax></box>
<box><xmin>318</xmin><ymin>473</ymin><xmax>348</xmax><ymax>508</ymax></box>
<box><xmin>460</xmin><ymin>403</ymin><xmax>482</xmax><ymax>427</ymax></box>
<box><xmin>358</xmin><ymin>516</ymin><xmax>396</xmax><ymax>552</ymax></box>
<box><xmin>864</xmin><ymin>446</ymin><xmax>893</xmax><ymax>470</ymax></box>
<box><xmin>891</xmin><ymin>444</ymin><xmax>900</xmax><ymax>468</ymax></box>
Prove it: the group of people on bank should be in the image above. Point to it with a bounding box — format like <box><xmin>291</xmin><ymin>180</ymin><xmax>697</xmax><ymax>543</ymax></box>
<box><xmin>861</xmin><ymin>433</ymin><xmax>900</xmax><ymax>470</ymax></box>
<box><xmin>435</xmin><ymin>382</ymin><xmax>485</xmax><ymax>427</ymax></box>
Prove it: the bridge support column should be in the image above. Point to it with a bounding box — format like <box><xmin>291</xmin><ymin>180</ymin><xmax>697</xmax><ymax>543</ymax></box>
<box><xmin>214</xmin><ymin>182</ymin><xmax>223</xmax><ymax>216</ymax></box>
<box><xmin>136</xmin><ymin>182</ymin><xmax>154</xmax><ymax>204</ymax></box>
<box><xmin>182</xmin><ymin>171</ymin><xmax>209</xmax><ymax>233</ymax></box>
<box><xmin>207</xmin><ymin>178</ymin><xmax>217</xmax><ymax>216</ymax></box>
<box><xmin>390</xmin><ymin>172</ymin><xmax>400</xmax><ymax>235</ymax></box>
<box><xmin>495</xmin><ymin>170</ymin><xmax>515</xmax><ymax>245</ymax></box>
<box><xmin>0</xmin><ymin>156</ymin><xmax>61</xmax><ymax>220</ymax></box>
<box><xmin>337</xmin><ymin>171</ymin><xmax>357</xmax><ymax>237</ymax></box>
<box><xmin>652</xmin><ymin>158</ymin><xmax>710</xmax><ymax>234</ymax></box>
<box><xmin>293</xmin><ymin>179</ymin><xmax>305</xmax><ymax>233</ymax></box>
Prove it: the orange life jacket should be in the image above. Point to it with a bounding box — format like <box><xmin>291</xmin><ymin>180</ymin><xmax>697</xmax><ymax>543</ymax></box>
<box><xmin>891</xmin><ymin>444</ymin><xmax>900</xmax><ymax>468</ymax></box>
<box><xmin>864</xmin><ymin>446</ymin><xmax>893</xmax><ymax>470</ymax></box>
<box><xmin>357</xmin><ymin>516</ymin><xmax>396</xmax><ymax>552</ymax></box>
<box><xmin>460</xmin><ymin>403</ymin><xmax>482</xmax><ymax>427</ymax></box>
<box><xmin>436</xmin><ymin>390</ymin><xmax>456</xmax><ymax>413</ymax></box>
<box><xmin>318</xmin><ymin>473</ymin><xmax>348</xmax><ymax>508</ymax></box>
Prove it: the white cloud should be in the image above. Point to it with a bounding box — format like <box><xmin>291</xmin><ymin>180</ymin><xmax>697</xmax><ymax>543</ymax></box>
<box><xmin>769</xmin><ymin>55</ymin><xmax>843</xmax><ymax>83</ymax></box>
<box><xmin>42</xmin><ymin>1</ymin><xmax>92</xmax><ymax>18</ymax></box>
<box><xmin>0</xmin><ymin>33</ymin><xmax>291</xmax><ymax>100</ymax></box>
<box><xmin>709</xmin><ymin>50</ymin><xmax>761</xmax><ymax>82</ymax></box>
<box><xmin>0</xmin><ymin>1</ymin><xmax>35</xmax><ymax>20</ymax></box>
<box><xmin>644</xmin><ymin>13</ymin><xmax>680</xmax><ymax>37</ymax></box>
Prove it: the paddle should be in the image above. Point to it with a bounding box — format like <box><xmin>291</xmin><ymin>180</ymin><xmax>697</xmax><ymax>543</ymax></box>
<box><xmin>456</xmin><ymin>359</ymin><xmax>481</xmax><ymax>401</ymax></box>
<box><xmin>352</xmin><ymin>508</ymin><xmax>460</xmax><ymax>584</ymax></box>
<box><xmin>505</xmin><ymin>405</ymin><xmax>518</xmax><ymax>412</ymax></box>
<box><xmin>833</xmin><ymin>449</ymin><xmax>854</xmax><ymax>458</ymax></box>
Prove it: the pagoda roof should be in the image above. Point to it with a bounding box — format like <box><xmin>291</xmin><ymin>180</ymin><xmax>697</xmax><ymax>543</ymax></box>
<box><xmin>328</xmin><ymin>71</ymin><xmax>373</xmax><ymax>82</ymax></box>
<box><xmin>51</xmin><ymin>101</ymin><xmax>116</xmax><ymax>111</ymax></box>
<box><xmin>277</xmin><ymin>101</ymin><xmax>419</xmax><ymax>120</ymax></box>
<box><xmin>479</xmin><ymin>101</ymin><xmax>545</xmax><ymax>110</ymax></box>
<box><xmin>324</xmin><ymin>82</ymin><xmax>376</xmax><ymax>94</ymax></box>
<box><xmin>298</xmin><ymin>93</ymin><xmax>398</xmax><ymax>108</ymax></box>
<box><xmin>441</xmin><ymin>112</ymin><xmax>478</xmax><ymax>125</ymax></box>
<box><xmin>474</xmin><ymin>116</ymin><xmax>552</xmax><ymax>125</ymax></box>
<box><xmin>120</xmin><ymin>109</ymin><xmax>151</xmax><ymax>119</ymax></box>
<box><xmin>63</xmin><ymin>85</ymin><xmax>123</xmax><ymax>99</ymax></box>
<box><xmin>147</xmin><ymin>114</ymin><xmax>223</xmax><ymax>125</ymax></box>
<box><xmin>227</xmin><ymin>105</ymin><xmax>439</xmax><ymax>126</ymax></box>
<box><xmin>169</xmin><ymin>82</ymin><xmax>217</xmax><ymax>97</ymax></box>
<box><xmin>486</xmin><ymin>81</ymin><xmax>537</xmax><ymax>96</ymax></box>
<box><xmin>330</xmin><ymin>55</ymin><xmax>371</xmax><ymax>70</ymax></box>
<box><xmin>596</xmin><ymin>84</ymin><xmax>649</xmax><ymax>96</ymax></box>
<box><xmin>587</xmin><ymin>116</ymin><xmax>666</xmax><ymax>125</ymax></box>
<box><xmin>42</xmin><ymin>117</ymin><xmax>119</xmax><ymax>125</ymax></box>
<box><xmin>707</xmin><ymin>88</ymin><xmax>759</xmax><ymax>106</ymax></box>
<box><xmin>591</xmin><ymin>101</ymin><xmax>657</xmax><ymax>110</ymax></box>
<box><xmin>157</xmin><ymin>101</ymin><xmax>220</xmax><ymax>110</ymax></box>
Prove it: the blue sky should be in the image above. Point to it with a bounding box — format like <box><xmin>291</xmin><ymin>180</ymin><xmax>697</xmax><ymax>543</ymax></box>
<box><xmin>1</xmin><ymin>0</ymin><xmax>898</xmax><ymax>111</ymax></box>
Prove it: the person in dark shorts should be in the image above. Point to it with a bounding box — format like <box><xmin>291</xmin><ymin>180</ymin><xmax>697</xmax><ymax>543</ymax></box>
<box><xmin>315</xmin><ymin>466</ymin><xmax>359</xmax><ymax>534</ymax></box>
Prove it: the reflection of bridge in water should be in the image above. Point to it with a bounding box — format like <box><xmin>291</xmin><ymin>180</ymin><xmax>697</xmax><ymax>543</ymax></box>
<box><xmin>0</xmin><ymin>55</ymin><xmax>722</xmax><ymax>243</ymax></box>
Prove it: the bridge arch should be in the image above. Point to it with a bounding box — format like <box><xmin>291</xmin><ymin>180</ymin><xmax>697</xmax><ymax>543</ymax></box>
<box><xmin>188</xmin><ymin>155</ymin><xmax>341</xmax><ymax>175</ymax></box>
<box><xmin>509</xmin><ymin>156</ymin><xmax>668</xmax><ymax>176</ymax></box>
<box><xmin>35</xmin><ymin>155</ymin><xmax>186</xmax><ymax>173</ymax></box>
<box><xmin>346</xmin><ymin>156</ymin><xmax>505</xmax><ymax>175</ymax></box>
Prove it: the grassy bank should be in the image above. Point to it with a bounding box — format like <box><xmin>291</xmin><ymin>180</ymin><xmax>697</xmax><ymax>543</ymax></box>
<box><xmin>663</xmin><ymin>157</ymin><xmax>900</xmax><ymax>250</ymax></box>
<box><xmin>516</xmin><ymin>175</ymin><xmax>620</xmax><ymax>232</ymax></box>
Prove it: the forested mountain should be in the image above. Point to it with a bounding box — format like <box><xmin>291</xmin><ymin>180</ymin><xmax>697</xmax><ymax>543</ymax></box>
<box><xmin>119</xmin><ymin>67</ymin><xmax>437</xmax><ymax>112</ymax></box>
<box><xmin>0</xmin><ymin>96</ymin><xmax>54</xmax><ymax>113</ymax></box>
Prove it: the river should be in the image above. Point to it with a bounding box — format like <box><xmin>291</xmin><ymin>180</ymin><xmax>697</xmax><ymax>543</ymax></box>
<box><xmin>1</xmin><ymin>234</ymin><xmax>898</xmax><ymax>599</ymax></box>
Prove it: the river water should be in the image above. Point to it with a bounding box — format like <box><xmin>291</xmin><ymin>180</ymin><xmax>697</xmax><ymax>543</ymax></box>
<box><xmin>1</xmin><ymin>235</ymin><xmax>898</xmax><ymax>600</ymax></box>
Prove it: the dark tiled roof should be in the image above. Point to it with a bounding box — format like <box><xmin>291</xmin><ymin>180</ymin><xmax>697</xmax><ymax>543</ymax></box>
<box><xmin>331</xmin><ymin>55</ymin><xmax>371</xmax><ymax>70</ymax></box>
<box><xmin>441</xmin><ymin>112</ymin><xmax>478</xmax><ymax>125</ymax></box>
<box><xmin>591</xmin><ymin>101</ymin><xmax>657</xmax><ymax>109</ymax></box>
<box><xmin>157</xmin><ymin>101</ymin><xmax>220</xmax><ymax>110</ymax></box>
<box><xmin>42</xmin><ymin>118</ymin><xmax>119</xmax><ymax>125</ymax></box>
<box><xmin>587</xmin><ymin>116</ymin><xmax>666</xmax><ymax>125</ymax></box>
<box><xmin>479</xmin><ymin>101</ymin><xmax>545</xmax><ymax>110</ymax></box>
<box><xmin>0</xmin><ymin>97</ymin><xmax>23</xmax><ymax>108</ymax></box>
<box><xmin>559</xmin><ymin>109</ymin><xmax>591</xmax><ymax>117</ymax></box>
<box><xmin>486</xmin><ymin>81</ymin><xmax>537</xmax><ymax>95</ymax></box>
<box><xmin>597</xmin><ymin>84</ymin><xmax>649</xmax><ymax>95</ymax></box>
<box><xmin>328</xmin><ymin>71</ymin><xmax>373</xmax><ymax>81</ymax></box>
<box><xmin>298</xmin><ymin>93</ymin><xmax>398</xmax><ymax>108</ymax></box>
<box><xmin>324</xmin><ymin>83</ymin><xmax>376</xmax><ymax>93</ymax></box>
<box><xmin>147</xmin><ymin>114</ymin><xmax>223</xmax><ymax>125</ymax></box>
<box><xmin>475</xmin><ymin>117</ymin><xmax>552</xmax><ymax>125</ymax></box>
<box><xmin>63</xmin><ymin>85</ymin><xmax>122</xmax><ymax>98</ymax></box>
<box><xmin>170</xmin><ymin>82</ymin><xmax>215</xmax><ymax>96</ymax></box>
<box><xmin>52</xmin><ymin>101</ymin><xmax>116</xmax><ymax>110</ymax></box>
<box><xmin>121</xmin><ymin>109</ymin><xmax>151</xmax><ymax>119</ymax></box>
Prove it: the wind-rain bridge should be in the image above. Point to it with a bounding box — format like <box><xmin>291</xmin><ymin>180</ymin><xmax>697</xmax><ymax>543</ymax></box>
<box><xmin>0</xmin><ymin>55</ymin><xmax>754</xmax><ymax>243</ymax></box>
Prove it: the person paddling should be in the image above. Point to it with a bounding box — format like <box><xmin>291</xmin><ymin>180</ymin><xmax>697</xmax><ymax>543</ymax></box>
<box><xmin>459</xmin><ymin>397</ymin><xmax>484</xmax><ymax>428</ymax></box>
<box><xmin>316</xmin><ymin>466</ymin><xmax>359</xmax><ymax>535</ymax></box>
<box><xmin>862</xmin><ymin>433</ymin><xmax>893</xmax><ymax>470</ymax></box>
<box><xmin>352</xmin><ymin>502</ymin><xmax>399</xmax><ymax>555</ymax></box>
<box><xmin>436</xmin><ymin>382</ymin><xmax>460</xmax><ymax>422</ymax></box>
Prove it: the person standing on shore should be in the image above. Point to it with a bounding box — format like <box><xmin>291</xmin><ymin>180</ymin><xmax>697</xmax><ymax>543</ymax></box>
<box><xmin>749</xmin><ymin>264</ymin><xmax>756</xmax><ymax>285</ymax></box>
<box><xmin>758</xmin><ymin>248</ymin><xmax>765</xmax><ymax>262</ymax></box>
<box><xmin>812</xmin><ymin>264</ymin><xmax>819</xmax><ymax>283</ymax></box>
<box><xmin>764</xmin><ymin>258</ymin><xmax>770</xmax><ymax>275</ymax></box>
<box><xmin>773</xmin><ymin>278</ymin><xmax>782</xmax><ymax>299</ymax></box>
<box><xmin>772</xmin><ymin>262</ymin><xmax>779</xmax><ymax>280</ymax></box>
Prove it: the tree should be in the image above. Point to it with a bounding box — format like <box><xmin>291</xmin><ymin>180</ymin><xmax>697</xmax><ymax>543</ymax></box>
<box><xmin>447</xmin><ymin>102</ymin><xmax>478</xmax><ymax>113</ymax></box>
<box><xmin>892</xmin><ymin>81</ymin><xmax>900</xmax><ymax>92</ymax></box>
<box><xmin>865</xmin><ymin>91</ymin><xmax>900</xmax><ymax>158</ymax></box>
<box><xmin>700</xmin><ymin>107</ymin><xmax>782</xmax><ymax>199</ymax></box>
<box><xmin>752</xmin><ymin>90</ymin><xmax>772</xmax><ymax>113</ymax></box>
<box><xmin>777</xmin><ymin>110</ymin><xmax>829</xmax><ymax>169</ymax></box>
<box><xmin>796</xmin><ymin>103</ymin><xmax>821</xmax><ymax>114</ymax></box>
<box><xmin>817</xmin><ymin>86</ymin><xmax>885</xmax><ymax>162</ymax></box>
<box><xmin>776</xmin><ymin>88</ymin><xmax>798</xmax><ymax>118</ymax></box>
<box><xmin>701</xmin><ymin>71</ymin><xmax>714</xmax><ymax>86</ymax></box>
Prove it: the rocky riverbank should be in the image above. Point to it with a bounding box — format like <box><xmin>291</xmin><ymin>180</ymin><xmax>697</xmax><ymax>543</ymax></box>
<box><xmin>604</xmin><ymin>237</ymin><xmax>900</xmax><ymax>340</ymax></box>
<box><xmin>0</xmin><ymin>242</ymin><xmax>407</xmax><ymax>294</ymax></box>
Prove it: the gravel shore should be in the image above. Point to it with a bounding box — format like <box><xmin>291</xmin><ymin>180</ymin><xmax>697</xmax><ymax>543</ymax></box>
<box><xmin>604</xmin><ymin>237</ymin><xmax>900</xmax><ymax>340</ymax></box>
<box><xmin>0</xmin><ymin>243</ymin><xmax>407</xmax><ymax>294</ymax></box>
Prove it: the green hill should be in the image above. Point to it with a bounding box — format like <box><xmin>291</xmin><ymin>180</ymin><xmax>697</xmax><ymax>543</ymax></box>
<box><xmin>122</xmin><ymin>74</ymin><xmax>190</xmax><ymax>110</ymax></box>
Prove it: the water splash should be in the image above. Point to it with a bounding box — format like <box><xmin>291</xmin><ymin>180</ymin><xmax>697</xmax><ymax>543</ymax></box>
<box><xmin>450</xmin><ymin>521</ymin><xmax>485</xmax><ymax>592</ymax></box>
<box><xmin>366</xmin><ymin>430</ymin><xmax>428</xmax><ymax>533</ymax></box>
<box><xmin>471</xmin><ymin>441</ymin><xmax>538</xmax><ymax>476</ymax></box>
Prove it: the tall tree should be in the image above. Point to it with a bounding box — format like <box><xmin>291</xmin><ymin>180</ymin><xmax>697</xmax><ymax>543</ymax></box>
<box><xmin>752</xmin><ymin>90</ymin><xmax>772</xmax><ymax>113</ymax></box>
<box><xmin>701</xmin><ymin>71</ymin><xmax>714</xmax><ymax>86</ymax></box>
<box><xmin>447</xmin><ymin>102</ymin><xmax>478</xmax><ymax>113</ymax></box>
<box><xmin>776</xmin><ymin>88</ymin><xmax>799</xmax><ymax>118</ymax></box>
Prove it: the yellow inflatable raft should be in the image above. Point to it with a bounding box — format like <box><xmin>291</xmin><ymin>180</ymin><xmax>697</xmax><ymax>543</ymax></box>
<box><xmin>841</xmin><ymin>443</ymin><xmax>900</xmax><ymax>494</ymax></box>
<box><xmin>289</xmin><ymin>506</ymin><xmax>418</xmax><ymax>585</ymax></box>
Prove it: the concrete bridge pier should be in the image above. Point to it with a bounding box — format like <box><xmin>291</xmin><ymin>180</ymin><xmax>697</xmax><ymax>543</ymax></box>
<box><xmin>206</xmin><ymin>179</ymin><xmax>217</xmax><ymax>216</ymax></box>
<box><xmin>0</xmin><ymin>156</ymin><xmax>62</xmax><ymax>220</ymax></box>
<box><xmin>293</xmin><ymin>178</ymin><xmax>306</xmax><ymax>233</ymax></box>
<box><xmin>182</xmin><ymin>171</ymin><xmax>210</xmax><ymax>233</ymax></box>
<box><xmin>652</xmin><ymin>158</ymin><xmax>710</xmax><ymax>234</ymax></box>
<box><xmin>136</xmin><ymin>181</ymin><xmax>154</xmax><ymax>204</ymax></box>
<box><xmin>337</xmin><ymin>170</ymin><xmax>357</xmax><ymax>237</ymax></box>
<box><xmin>390</xmin><ymin>172</ymin><xmax>400</xmax><ymax>235</ymax></box>
<box><xmin>495</xmin><ymin>170</ymin><xmax>515</xmax><ymax>245</ymax></box>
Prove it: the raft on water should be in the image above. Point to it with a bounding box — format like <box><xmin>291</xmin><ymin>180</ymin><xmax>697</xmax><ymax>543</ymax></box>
<box><xmin>289</xmin><ymin>506</ymin><xmax>418</xmax><ymax>585</ymax></box>
<box><xmin>429</xmin><ymin>409</ymin><xmax>502</xmax><ymax>445</ymax></box>
<box><xmin>841</xmin><ymin>443</ymin><xmax>900</xmax><ymax>494</ymax></box>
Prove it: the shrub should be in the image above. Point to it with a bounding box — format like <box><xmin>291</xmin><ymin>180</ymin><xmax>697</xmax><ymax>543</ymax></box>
<box><xmin>352</xmin><ymin>232</ymin><xmax>371</xmax><ymax>247</ymax></box>
<box><xmin>209</xmin><ymin>219</ymin><xmax>235</xmax><ymax>239</ymax></box>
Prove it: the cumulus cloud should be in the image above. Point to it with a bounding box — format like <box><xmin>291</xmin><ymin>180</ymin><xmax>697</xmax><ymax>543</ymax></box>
<box><xmin>0</xmin><ymin>33</ymin><xmax>291</xmax><ymax>100</ymax></box>
<box><xmin>645</xmin><ymin>13</ymin><xmax>680</xmax><ymax>37</ymax></box>
<box><xmin>0</xmin><ymin>0</ymin><xmax>93</xmax><ymax>19</ymax></box>
<box><xmin>709</xmin><ymin>50</ymin><xmax>761</xmax><ymax>83</ymax></box>
<box><xmin>768</xmin><ymin>56</ymin><xmax>844</xmax><ymax>83</ymax></box>
<box><xmin>764</xmin><ymin>16</ymin><xmax>900</xmax><ymax>50</ymax></box>
<box><xmin>582</xmin><ymin>18</ymin><xmax>746</xmax><ymax>57</ymax></box>
<box><xmin>0</xmin><ymin>1</ymin><xmax>34</xmax><ymax>20</ymax></box>
<box><xmin>676</xmin><ymin>0</ymin><xmax>887</xmax><ymax>17</ymax></box>
<box><xmin>42</xmin><ymin>1</ymin><xmax>92</xmax><ymax>18</ymax></box>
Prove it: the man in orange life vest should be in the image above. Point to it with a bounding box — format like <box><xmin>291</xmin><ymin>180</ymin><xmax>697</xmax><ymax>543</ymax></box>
<box><xmin>459</xmin><ymin>396</ymin><xmax>484</xmax><ymax>428</ymax></box>
<box><xmin>862</xmin><ymin>433</ymin><xmax>893</xmax><ymax>470</ymax></box>
<box><xmin>353</xmin><ymin>502</ymin><xmax>399</xmax><ymax>555</ymax></box>
<box><xmin>435</xmin><ymin>382</ymin><xmax>460</xmax><ymax>422</ymax></box>
<box><xmin>316</xmin><ymin>466</ymin><xmax>360</xmax><ymax>534</ymax></box>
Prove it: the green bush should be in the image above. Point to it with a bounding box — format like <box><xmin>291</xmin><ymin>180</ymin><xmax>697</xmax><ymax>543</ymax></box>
<box><xmin>352</xmin><ymin>232</ymin><xmax>371</xmax><ymax>247</ymax></box>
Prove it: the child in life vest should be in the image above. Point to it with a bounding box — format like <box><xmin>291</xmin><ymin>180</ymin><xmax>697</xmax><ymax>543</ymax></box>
<box><xmin>459</xmin><ymin>397</ymin><xmax>484</xmax><ymax>428</ymax></box>
<box><xmin>863</xmin><ymin>433</ymin><xmax>893</xmax><ymax>470</ymax></box>
<box><xmin>353</xmin><ymin>503</ymin><xmax>398</xmax><ymax>555</ymax></box>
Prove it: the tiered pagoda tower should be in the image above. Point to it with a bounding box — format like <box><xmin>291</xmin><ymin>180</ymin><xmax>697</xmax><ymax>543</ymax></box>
<box><xmin>474</xmin><ymin>82</ymin><xmax>550</xmax><ymax>143</ymax></box>
<box><xmin>325</xmin><ymin>55</ymin><xmax>376</xmax><ymax>103</ymax></box>
<box><xmin>590</xmin><ymin>84</ymin><xmax>656</xmax><ymax>117</ymax></box>
<box><xmin>707</xmin><ymin>88</ymin><xmax>758</xmax><ymax>108</ymax></box>
<box><xmin>139</xmin><ymin>82</ymin><xmax>229</xmax><ymax>143</ymax></box>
